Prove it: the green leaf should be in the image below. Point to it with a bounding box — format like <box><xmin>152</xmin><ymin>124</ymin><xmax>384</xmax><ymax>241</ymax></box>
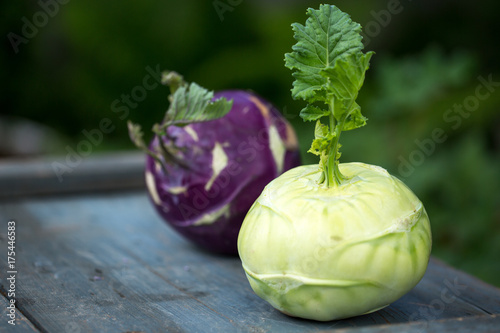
<box><xmin>342</xmin><ymin>103</ymin><xmax>367</xmax><ymax>131</ymax></box>
<box><xmin>128</xmin><ymin>70</ymin><xmax>234</xmax><ymax>172</ymax></box>
<box><xmin>308</xmin><ymin>138</ymin><xmax>328</xmax><ymax>156</ymax></box>
<box><xmin>290</xmin><ymin>71</ymin><xmax>329</xmax><ymax>103</ymax></box>
<box><xmin>284</xmin><ymin>4</ymin><xmax>373</xmax><ymax>187</ymax></box>
<box><xmin>308</xmin><ymin>120</ymin><xmax>334</xmax><ymax>156</ymax></box>
<box><xmin>322</xmin><ymin>53</ymin><xmax>373</xmax><ymax>101</ymax></box>
<box><xmin>127</xmin><ymin>120</ymin><xmax>148</xmax><ymax>150</ymax></box>
<box><xmin>161</xmin><ymin>71</ymin><xmax>186</xmax><ymax>96</ymax></box>
<box><xmin>323</xmin><ymin>52</ymin><xmax>373</xmax><ymax>121</ymax></box>
<box><xmin>300</xmin><ymin>105</ymin><xmax>330</xmax><ymax>122</ymax></box>
<box><xmin>314</xmin><ymin>119</ymin><xmax>330</xmax><ymax>139</ymax></box>
<box><xmin>284</xmin><ymin>4</ymin><xmax>364</xmax><ymax>103</ymax></box>
<box><xmin>163</xmin><ymin>82</ymin><xmax>233</xmax><ymax>127</ymax></box>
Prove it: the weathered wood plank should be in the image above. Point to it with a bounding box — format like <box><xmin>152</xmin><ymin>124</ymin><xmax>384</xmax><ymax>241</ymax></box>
<box><xmin>0</xmin><ymin>151</ymin><xmax>145</xmax><ymax>199</ymax></box>
<box><xmin>0</xmin><ymin>191</ymin><xmax>499</xmax><ymax>332</ymax></box>
<box><xmin>0</xmin><ymin>296</ymin><xmax>40</xmax><ymax>332</ymax></box>
<box><xmin>322</xmin><ymin>314</ymin><xmax>500</xmax><ymax>333</ymax></box>
<box><xmin>0</xmin><ymin>197</ymin><xmax>239</xmax><ymax>332</ymax></box>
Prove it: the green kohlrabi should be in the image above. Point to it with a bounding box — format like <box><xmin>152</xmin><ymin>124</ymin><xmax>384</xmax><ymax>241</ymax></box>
<box><xmin>237</xmin><ymin>4</ymin><xmax>432</xmax><ymax>321</ymax></box>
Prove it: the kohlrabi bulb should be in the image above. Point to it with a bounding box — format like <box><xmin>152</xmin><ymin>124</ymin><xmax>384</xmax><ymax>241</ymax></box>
<box><xmin>237</xmin><ymin>163</ymin><xmax>432</xmax><ymax>321</ymax></box>
<box><xmin>238</xmin><ymin>4</ymin><xmax>432</xmax><ymax>321</ymax></box>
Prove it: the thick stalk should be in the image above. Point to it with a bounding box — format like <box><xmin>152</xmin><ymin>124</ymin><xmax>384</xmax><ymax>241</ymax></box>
<box><xmin>325</xmin><ymin>110</ymin><xmax>335</xmax><ymax>187</ymax></box>
<box><xmin>324</xmin><ymin>99</ymin><xmax>345</xmax><ymax>188</ymax></box>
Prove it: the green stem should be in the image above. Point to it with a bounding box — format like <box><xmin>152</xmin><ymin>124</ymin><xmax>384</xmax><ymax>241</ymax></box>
<box><xmin>325</xmin><ymin>113</ymin><xmax>335</xmax><ymax>187</ymax></box>
<box><xmin>157</xmin><ymin>136</ymin><xmax>191</xmax><ymax>170</ymax></box>
<box><xmin>331</xmin><ymin>125</ymin><xmax>344</xmax><ymax>184</ymax></box>
<box><xmin>323</xmin><ymin>98</ymin><xmax>345</xmax><ymax>188</ymax></box>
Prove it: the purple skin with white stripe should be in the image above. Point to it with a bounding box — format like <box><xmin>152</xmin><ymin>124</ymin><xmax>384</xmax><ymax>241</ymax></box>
<box><xmin>145</xmin><ymin>90</ymin><xmax>300</xmax><ymax>254</ymax></box>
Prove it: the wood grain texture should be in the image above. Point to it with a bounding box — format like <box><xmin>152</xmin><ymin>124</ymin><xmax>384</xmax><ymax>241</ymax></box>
<box><xmin>0</xmin><ymin>191</ymin><xmax>499</xmax><ymax>332</ymax></box>
<box><xmin>322</xmin><ymin>314</ymin><xmax>500</xmax><ymax>333</ymax></box>
<box><xmin>0</xmin><ymin>296</ymin><xmax>39</xmax><ymax>332</ymax></box>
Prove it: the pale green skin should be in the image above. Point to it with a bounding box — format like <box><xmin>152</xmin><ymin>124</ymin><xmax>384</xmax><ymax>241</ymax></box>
<box><xmin>237</xmin><ymin>163</ymin><xmax>432</xmax><ymax>321</ymax></box>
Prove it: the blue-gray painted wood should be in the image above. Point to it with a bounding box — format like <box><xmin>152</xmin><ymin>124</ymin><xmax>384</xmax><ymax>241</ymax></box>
<box><xmin>0</xmin><ymin>296</ymin><xmax>39</xmax><ymax>332</ymax></box>
<box><xmin>326</xmin><ymin>314</ymin><xmax>500</xmax><ymax>333</ymax></box>
<box><xmin>0</xmin><ymin>191</ymin><xmax>499</xmax><ymax>332</ymax></box>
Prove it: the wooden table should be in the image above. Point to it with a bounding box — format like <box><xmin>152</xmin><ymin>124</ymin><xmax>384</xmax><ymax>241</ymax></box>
<box><xmin>1</xmin><ymin>152</ymin><xmax>499</xmax><ymax>332</ymax></box>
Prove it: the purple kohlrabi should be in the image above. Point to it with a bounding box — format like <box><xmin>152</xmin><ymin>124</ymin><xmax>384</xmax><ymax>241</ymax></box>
<box><xmin>143</xmin><ymin>90</ymin><xmax>300</xmax><ymax>254</ymax></box>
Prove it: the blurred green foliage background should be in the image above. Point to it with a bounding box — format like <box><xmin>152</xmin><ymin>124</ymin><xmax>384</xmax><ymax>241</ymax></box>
<box><xmin>2</xmin><ymin>0</ymin><xmax>499</xmax><ymax>286</ymax></box>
